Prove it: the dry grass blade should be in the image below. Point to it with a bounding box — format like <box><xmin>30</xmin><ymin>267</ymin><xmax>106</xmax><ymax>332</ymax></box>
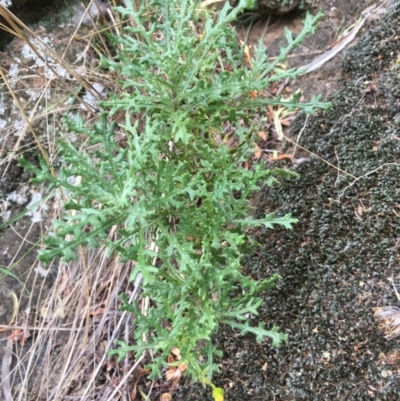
<box><xmin>1</xmin><ymin>339</ymin><xmax>13</xmax><ymax>401</ymax></box>
<box><xmin>200</xmin><ymin>0</ymin><xmax>225</xmax><ymax>7</ymax></box>
<box><xmin>299</xmin><ymin>1</ymin><xmax>388</xmax><ymax>73</ymax></box>
<box><xmin>4</xmin><ymin>249</ymin><xmax>140</xmax><ymax>401</ymax></box>
<box><xmin>0</xmin><ymin>3</ymin><xmax>145</xmax><ymax>400</ymax></box>
<box><xmin>0</xmin><ymin>66</ymin><xmax>52</xmax><ymax>171</ymax></box>
<box><xmin>49</xmin><ymin>259</ymin><xmax>141</xmax><ymax>401</ymax></box>
<box><xmin>0</xmin><ymin>5</ymin><xmax>104</xmax><ymax>115</ymax></box>
<box><xmin>0</xmin><ymin>6</ymin><xmax>104</xmax><ymax>183</ymax></box>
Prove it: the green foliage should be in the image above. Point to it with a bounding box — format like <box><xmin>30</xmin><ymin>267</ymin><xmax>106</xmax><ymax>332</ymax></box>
<box><xmin>20</xmin><ymin>0</ymin><xmax>329</xmax><ymax>383</ymax></box>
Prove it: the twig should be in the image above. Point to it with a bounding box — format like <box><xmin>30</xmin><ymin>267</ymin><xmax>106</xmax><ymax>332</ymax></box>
<box><xmin>107</xmin><ymin>354</ymin><xmax>146</xmax><ymax>401</ymax></box>
<box><xmin>267</xmin><ymin>49</ymin><xmax>324</xmax><ymax>61</ymax></box>
<box><xmin>0</xmin><ymin>325</ymin><xmax>83</xmax><ymax>333</ymax></box>
<box><xmin>283</xmin><ymin>134</ymin><xmax>356</xmax><ymax>179</ymax></box>
<box><xmin>1</xmin><ymin>339</ymin><xmax>14</xmax><ymax>401</ymax></box>
<box><xmin>77</xmin><ymin>273</ymin><xmax>143</xmax><ymax>401</ymax></box>
<box><xmin>334</xmin><ymin>147</ymin><xmax>342</xmax><ymax>186</ymax></box>
<box><xmin>299</xmin><ymin>3</ymin><xmax>383</xmax><ymax>73</ymax></box>
<box><xmin>338</xmin><ymin>163</ymin><xmax>400</xmax><ymax>200</ymax></box>
<box><xmin>292</xmin><ymin>114</ymin><xmax>308</xmax><ymax>156</ymax></box>
<box><xmin>388</xmin><ymin>277</ymin><xmax>400</xmax><ymax>302</ymax></box>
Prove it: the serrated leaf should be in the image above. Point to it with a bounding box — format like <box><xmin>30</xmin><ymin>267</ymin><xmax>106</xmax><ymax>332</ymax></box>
<box><xmin>23</xmin><ymin>0</ymin><xmax>328</xmax><ymax>387</ymax></box>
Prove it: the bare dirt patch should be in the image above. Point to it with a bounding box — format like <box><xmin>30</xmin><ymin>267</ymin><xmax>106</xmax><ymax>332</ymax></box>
<box><xmin>239</xmin><ymin>0</ymin><xmax>379</xmax><ymax>101</ymax></box>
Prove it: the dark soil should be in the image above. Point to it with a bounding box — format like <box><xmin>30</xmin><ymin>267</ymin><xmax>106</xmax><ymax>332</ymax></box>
<box><xmin>175</xmin><ymin>1</ymin><xmax>400</xmax><ymax>400</ymax></box>
<box><xmin>0</xmin><ymin>0</ymin><xmax>67</xmax><ymax>49</ymax></box>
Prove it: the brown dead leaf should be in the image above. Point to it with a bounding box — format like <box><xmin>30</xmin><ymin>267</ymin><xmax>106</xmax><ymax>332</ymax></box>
<box><xmin>106</xmin><ymin>359</ymin><xmax>118</xmax><ymax>371</ymax></box>
<box><xmin>57</xmin><ymin>273</ymin><xmax>70</xmax><ymax>295</ymax></box>
<box><xmin>165</xmin><ymin>366</ymin><xmax>177</xmax><ymax>381</ymax></box>
<box><xmin>267</xmin><ymin>153</ymin><xmax>294</xmax><ymax>161</ymax></box>
<box><xmin>165</xmin><ymin>361</ymin><xmax>187</xmax><ymax>381</ymax></box>
<box><xmin>178</xmin><ymin>362</ymin><xmax>187</xmax><ymax>374</ymax></box>
<box><xmin>130</xmin><ymin>383</ymin><xmax>137</xmax><ymax>400</ymax></box>
<box><xmin>254</xmin><ymin>143</ymin><xmax>262</xmax><ymax>159</ymax></box>
<box><xmin>280</xmin><ymin>119</ymin><xmax>291</xmax><ymax>127</ymax></box>
<box><xmin>249</xmin><ymin>90</ymin><xmax>258</xmax><ymax>99</ymax></box>
<box><xmin>171</xmin><ymin>347</ymin><xmax>181</xmax><ymax>359</ymax></box>
<box><xmin>90</xmin><ymin>307</ymin><xmax>106</xmax><ymax>316</ymax></box>
<box><xmin>240</xmin><ymin>40</ymin><xmax>253</xmax><ymax>68</ymax></box>
<box><xmin>257</xmin><ymin>131</ymin><xmax>267</xmax><ymax>141</ymax></box>
<box><xmin>266</xmin><ymin>105</ymin><xmax>274</xmax><ymax>120</ymax></box>
<box><xmin>273</xmin><ymin>108</ymin><xmax>285</xmax><ymax>140</ymax></box>
<box><xmin>6</xmin><ymin>329</ymin><xmax>31</xmax><ymax>346</ymax></box>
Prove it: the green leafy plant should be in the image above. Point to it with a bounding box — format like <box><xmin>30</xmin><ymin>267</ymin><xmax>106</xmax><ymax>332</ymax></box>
<box><xmin>20</xmin><ymin>0</ymin><xmax>329</xmax><ymax>387</ymax></box>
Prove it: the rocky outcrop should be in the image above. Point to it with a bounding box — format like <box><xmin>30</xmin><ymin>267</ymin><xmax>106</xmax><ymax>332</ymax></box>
<box><xmin>230</xmin><ymin>0</ymin><xmax>315</xmax><ymax>15</ymax></box>
<box><xmin>1</xmin><ymin>0</ymin><xmax>55</xmax><ymax>9</ymax></box>
<box><xmin>256</xmin><ymin>0</ymin><xmax>313</xmax><ymax>14</ymax></box>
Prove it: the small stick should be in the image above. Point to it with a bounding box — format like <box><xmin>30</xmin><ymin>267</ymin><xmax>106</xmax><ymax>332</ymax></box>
<box><xmin>1</xmin><ymin>339</ymin><xmax>14</xmax><ymax>401</ymax></box>
<box><xmin>388</xmin><ymin>277</ymin><xmax>400</xmax><ymax>302</ymax></box>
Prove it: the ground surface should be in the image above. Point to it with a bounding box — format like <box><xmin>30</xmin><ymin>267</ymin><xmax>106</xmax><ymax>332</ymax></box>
<box><xmin>177</xmin><ymin>0</ymin><xmax>400</xmax><ymax>400</ymax></box>
<box><xmin>0</xmin><ymin>0</ymin><xmax>396</xmax><ymax>400</ymax></box>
